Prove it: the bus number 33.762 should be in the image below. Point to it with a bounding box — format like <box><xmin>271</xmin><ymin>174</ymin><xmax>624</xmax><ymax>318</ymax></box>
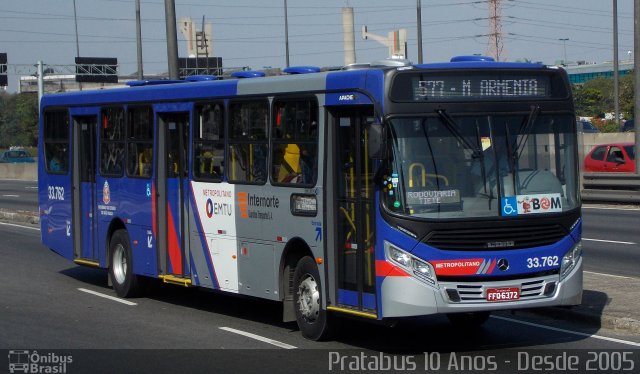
<box><xmin>47</xmin><ymin>186</ymin><xmax>65</xmax><ymax>201</ymax></box>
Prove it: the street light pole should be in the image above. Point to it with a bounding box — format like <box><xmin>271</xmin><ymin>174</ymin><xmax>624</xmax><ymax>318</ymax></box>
<box><xmin>558</xmin><ymin>38</ymin><xmax>569</xmax><ymax>65</ymax></box>
<box><xmin>284</xmin><ymin>0</ymin><xmax>290</xmax><ymax>67</ymax></box>
<box><xmin>72</xmin><ymin>0</ymin><xmax>82</xmax><ymax>90</ymax></box>
<box><xmin>72</xmin><ymin>0</ymin><xmax>80</xmax><ymax>58</ymax></box>
<box><xmin>164</xmin><ymin>0</ymin><xmax>179</xmax><ymax>80</ymax></box>
<box><xmin>135</xmin><ymin>0</ymin><xmax>144</xmax><ymax>80</ymax></box>
<box><xmin>634</xmin><ymin>0</ymin><xmax>640</xmax><ymax>174</ymax></box>
<box><xmin>417</xmin><ymin>0</ymin><xmax>423</xmax><ymax>64</ymax></box>
<box><xmin>614</xmin><ymin>0</ymin><xmax>620</xmax><ymax>129</ymax></box>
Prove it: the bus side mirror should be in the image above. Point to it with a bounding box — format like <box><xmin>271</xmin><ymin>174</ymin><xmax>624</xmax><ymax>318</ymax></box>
<box><xmin>367</xmin><ymin>123</ymin><xmax>384</xmax><ymax>159</ymax></box>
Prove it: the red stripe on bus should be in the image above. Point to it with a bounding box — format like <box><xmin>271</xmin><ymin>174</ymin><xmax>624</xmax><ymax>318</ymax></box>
<box><xmin>375</xmin><ymin>260</ymin><xmax>409</xmax><ymax>277</ymax></box>
<box><xmin>167</xmin><ymin>207</ymin><xmax>183</xmax><ymax>275</ymax></box>
<box><xmin>487</xmin><ymin>259</ymin><xmax>496</xmax><ymax>274</ymax></box>
<box><xmin>151</xmin><ymin>182</ymin><xmax>157</xmax><ymax>237</ymax></box>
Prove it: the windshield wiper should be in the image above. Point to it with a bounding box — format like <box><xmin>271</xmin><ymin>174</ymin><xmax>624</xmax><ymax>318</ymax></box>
<box><xmin>435</xmin><ymin>109</ymin><xmax>493</xmax><ymax>203</ymax></box>
<box><xmin>515</xmin><ymin>105</ymin><xmax>541</xmax><ymax>159</ymax></box>
<box><xmin>435</xmin><ymin>109</ymin><xmax>483</xmax><ymax>158</ymax></box>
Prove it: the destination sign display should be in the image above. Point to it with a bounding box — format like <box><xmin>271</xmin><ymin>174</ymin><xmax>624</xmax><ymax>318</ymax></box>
<box><xmin>390</xmin><ymin>71</ymin><xmax>563</xmax><ymax>102</ymax></box>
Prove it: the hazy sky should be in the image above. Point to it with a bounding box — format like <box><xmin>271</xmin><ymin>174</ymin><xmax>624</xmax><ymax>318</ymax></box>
<box><xmin>1</xmin><ymin>0</ymin><xmax>634</xmax><ymax>92</ymax></box>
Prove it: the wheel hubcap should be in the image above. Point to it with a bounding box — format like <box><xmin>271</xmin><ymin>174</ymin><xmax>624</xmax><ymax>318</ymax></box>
<box><xmin>297</xmin><ymin>274</ymin><xmax>320</xmax><ymax>322</ymax></box>
<box><xmin>112</xmin><ymin>244</ymin><xmax>127</xmax><ymax>285</ymax></box>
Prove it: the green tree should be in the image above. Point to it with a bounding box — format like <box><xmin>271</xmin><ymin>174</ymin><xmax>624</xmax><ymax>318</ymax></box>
<box><xmin>573</xmin><ymin>72</ymin><xmax>635</xmax><ymax>121</ymax></box>
<box><xmin>573</xmin><ymin>77</ymin><xmax>613</xmax><ymax>117</ymax></box>
<box><xmin>0</xmin><ymin>92</ymin><xmax>39</xmax><ymax>147</ymax></box>
<box><xmin>0</xmin><ymin>93</ymin><xmax>20</xmax><ymax>147</ymax></box>
<box><xmin>14</xmin><ymin>93</ymin><xmax>39</xmax><ymax>146</ymax></box>
<box><xmin>619</xmin><ymin>73</ymin><xmax>634</xmax><ymax>119</ymax></box>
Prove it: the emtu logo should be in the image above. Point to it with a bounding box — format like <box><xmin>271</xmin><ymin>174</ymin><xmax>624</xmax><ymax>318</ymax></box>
<box><xmin>237</xmin><ymin>192</ymin><xmax>249</xmax><ymax>218</ymax></box>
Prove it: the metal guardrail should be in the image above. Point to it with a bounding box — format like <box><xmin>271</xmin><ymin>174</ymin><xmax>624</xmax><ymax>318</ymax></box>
<box><xmin>582</xmin><ymin>172</ymin><xmax>640</xmax><ymax>203</ymax></box>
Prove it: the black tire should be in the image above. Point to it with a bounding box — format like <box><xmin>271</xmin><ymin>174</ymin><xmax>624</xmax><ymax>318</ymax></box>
<box><xmin>447</xmin><ymin>311</ymin><xmax>491</xmax><ymax>328</ymax></box>
<box><xmin>109</xmin><ymin>229</ymin><xmax>143</xmax><ymax>298</ymax></box>
<box><xmin>293</xmin><ymin>256</ymin><xmax>332</xmax><ymax>341</ymax></box>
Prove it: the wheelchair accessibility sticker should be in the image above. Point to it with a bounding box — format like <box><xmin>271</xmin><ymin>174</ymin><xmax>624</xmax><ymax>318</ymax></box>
<box><xmin>501</xmin><ymin>197</ymin><xmax>518</xmax><ymax>216</ymax></box>
<box><xmin>502</xmin><ymin>193</ymin><xmax>562</xmax><ymax>216</ymax></box>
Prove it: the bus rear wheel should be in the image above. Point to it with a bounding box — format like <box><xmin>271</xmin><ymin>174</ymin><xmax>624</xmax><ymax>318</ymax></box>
<box><xmin>109</xmin><ymin>229</ymin><xmax>143</xmax><ymax>298</ymax></box>
<box><xmin>293</xmin><ymin>256</ymin><xmax>331</xmax><ymax>341</ymax></box>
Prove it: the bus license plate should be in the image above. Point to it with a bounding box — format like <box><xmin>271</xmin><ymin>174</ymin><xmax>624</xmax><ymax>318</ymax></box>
<box><xmin>486</xmin><ymin>287</ymin><xmax>520</xmax><ymax>302</ymax></box>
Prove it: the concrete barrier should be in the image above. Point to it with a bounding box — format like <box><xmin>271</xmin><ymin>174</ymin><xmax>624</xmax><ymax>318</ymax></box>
<box><xmin>0</xmin><ymin>162</ymin><xmax>37</xmax><ymax>181</ymax></box>
<box><xmin>580</xmin><ymin>132</ymin><xmax>635</xmax><ymax>157</ymax></box>
<box><xmin>582</xmin><ymin>172</ymin><xmax>640</xmax><ymax>203</ymax></box>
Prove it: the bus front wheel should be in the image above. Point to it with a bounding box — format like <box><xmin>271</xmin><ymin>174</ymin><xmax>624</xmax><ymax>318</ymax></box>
<box><xmin>293</xmin><ymin>256</ymin><xmax>331</xmax><ymax>341</ymax></box>
<box><xmin>109</xmin><ymin>229</ymin><xmax>142</xmax><ymax>298</ymax></box>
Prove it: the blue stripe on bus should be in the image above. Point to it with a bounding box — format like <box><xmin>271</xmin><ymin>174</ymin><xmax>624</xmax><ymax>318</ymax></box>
<box><xmin>40</xmin><ymin>79</ymin><xmax>239</xmax><ymax>108</ymax></box>
<box><xmin>189</xmin><ymin>252</ymin><xmax>200</xmax><ymax>287</ymax></box>
<box><xmin>189</xmin><ymin>184</ymin><xmax>220</xmax><ymax>289</ymax></box>
<box><xmin>374</xmin><ymin>212</ymin><xmax>421</xmax><ymax>261</ymax></box>
<box><xmin>570</xmin><ymin>218</ymin><xmax>582</xmax><ymax>242</ymax></box>
<box><xmin>325</xmin><ymin>70</ymin><xmax>385</xmax><ymax>108</ymax></box>
<box><xmin>409</xmin><ymin>231</ymin><xmax>576</xmax><ymax>278</ymax></box>
<box><xmin>337</xmin><ymin>289</ymin><xmax>376</xmax><ymax>310</ymax></box>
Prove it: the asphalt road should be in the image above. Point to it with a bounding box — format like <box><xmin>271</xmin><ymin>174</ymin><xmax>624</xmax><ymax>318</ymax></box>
<box><xmin>1</xmin><ymin>222</ymin><xmax>639</xmax><ymax>373</ymax></box>
<box><xmin>0</xmin><ymin>179</ymin><xmax>37</xmax><ymax>211</ymax></box>
<box><xmin>581</xmin><ymin>206</ymin><xmax>640</xmax><ymax>278</ymax></box>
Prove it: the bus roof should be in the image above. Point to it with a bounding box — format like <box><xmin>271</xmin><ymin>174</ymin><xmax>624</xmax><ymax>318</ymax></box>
<box><xmin>39</xmin><ymin>59</ymin><xmax>555</xmax><ymax>109</ymax></box>
<box><xmin>414</xmin><ymin>61</ymin><xmax>547</xmax><ymax>70</ymax></box>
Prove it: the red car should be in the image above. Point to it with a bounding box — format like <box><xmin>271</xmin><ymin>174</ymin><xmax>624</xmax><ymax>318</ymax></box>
<box><xmin>584</xmin><ymin>142</ymin><xmax>636</xmax><ymax>172</ymax></box>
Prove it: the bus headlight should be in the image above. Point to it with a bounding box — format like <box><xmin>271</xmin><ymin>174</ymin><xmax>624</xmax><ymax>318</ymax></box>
<box><xmin>412</xmin><ymin>258</ymin><xmax>435</xmax><ymax>284</ymax></box>
<box><xmin>560</xmin><ymin>241</ymin><xmax>582</xmax><ymax>280</ymax></box>
<box><xmin>385</xmin><ymin>241</ymin><xmax>436</xmax><ymax>285</ymax></box>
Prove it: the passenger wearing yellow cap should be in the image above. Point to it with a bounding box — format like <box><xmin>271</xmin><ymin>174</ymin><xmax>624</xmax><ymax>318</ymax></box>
<box><xmin>278</xmin><ymin>143</ymin><xmax>301</xmax><ymax>183</ymax></box>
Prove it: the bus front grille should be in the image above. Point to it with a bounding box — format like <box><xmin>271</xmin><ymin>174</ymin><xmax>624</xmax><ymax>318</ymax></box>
<box><xmin>442</xmin><ymin>277</ymin><xmax>557</xmax><ymax>303</ymax></box>
<box><xmin>423</xmin><ymin>224</ymin><xmax>567</xmax><ymax>250</ymax></box>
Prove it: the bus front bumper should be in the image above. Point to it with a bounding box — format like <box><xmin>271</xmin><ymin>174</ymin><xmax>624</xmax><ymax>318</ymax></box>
<box><xmin>380</xmin><ymin>258</ymin><xmax>583</xmax><ymax>318</ymax></box>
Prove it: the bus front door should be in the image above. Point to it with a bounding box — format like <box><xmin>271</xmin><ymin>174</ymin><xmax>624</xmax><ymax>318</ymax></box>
<box><xmin>72</xmin><ymin>115</ymin><xmax>98</xmax><ymax>262</ymax></box>
<box><xmin>331</xmin><ymin>108</ymin><xmax>377</xmax><ymax>316</ymax></box>
<box><xmin>157</xmin><ymin>112</ymin><xmax>190</xmax><ymax>280</ymax></box>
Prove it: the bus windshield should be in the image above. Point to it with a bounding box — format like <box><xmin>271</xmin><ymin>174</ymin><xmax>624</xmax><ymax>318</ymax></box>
<box><xmin>383</xmin><ymin>113</ymin><xmax>579</xmax><ymax>219</ymax></box>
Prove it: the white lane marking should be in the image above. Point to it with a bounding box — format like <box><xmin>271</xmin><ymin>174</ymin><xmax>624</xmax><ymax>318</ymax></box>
<box><xmin>219</xmin><ymin>327</ymin><xmax>297</xmax><ymax>349</ymax></box>
<box><xmin>585</xmin><ymin>271</ymin><xmax>638</xmax><ymax>280</ymax></box>
<box><xmin>25</xmin><ymin>186</ymin><xmax>38</xmax><ymax>190</ymax></box>
<box><xmin>0</xmin><ymin>221</ymin><xmax>40</xmax><ymax>231</ymax></box>
<box><xmin>1</xmin><ymin>194</ymin><xmax>19</xmax><ymax>197</ymax></box>
<box><xmin>491</xmin><ymin>315</ymin><xmax>640</xmax><ymax>347</ymax></box>
<box><xmin>583</xmin><ymin>205</ymin><xmax>640</xmax><ymax>211</ymax></box>
<box><xmin>583</xmin><ymin>238</ymin><xmax>636</xmax><ymax>245</ymax></box>
<box><xmin>78</xmin><ymin>288</ymin><xmax>138</xmax><ymax>306</ymax></box>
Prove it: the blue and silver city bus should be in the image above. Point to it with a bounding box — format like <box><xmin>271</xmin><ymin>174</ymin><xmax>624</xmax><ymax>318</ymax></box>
<box><xmin>39</xmin><ymin>56</ymin><xmax>582</xmax><ymax>340</ymax></box>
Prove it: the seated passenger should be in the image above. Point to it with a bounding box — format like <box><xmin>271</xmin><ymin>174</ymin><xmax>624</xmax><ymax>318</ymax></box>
<box><xmin>278</xmin><ymin>143</ymin><xmax>302</xmax><ymax>183</ymax></box>
<box><xmin>49</xmin><ymin>155</ymin><xmax>62</xmax><ymax>172</ymax></box>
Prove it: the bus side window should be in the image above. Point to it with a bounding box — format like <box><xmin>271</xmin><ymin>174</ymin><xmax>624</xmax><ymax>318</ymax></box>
<box><xmin>271</xmin><ymin>98</ymin><xmax>318</xmax><ymax>186</ymax></box>
<box><xmin>228</xmin><ymin>100</ymin><xmax>268</xmax><ymax>184</ymax></box>
<box><xmin>126</xmin><ymin>106</ymin><xmax>153</xmax><ymax>178</ymax></box>
<box><xmin>99</xmin><ymin>107</ymin><xmax>125</xmax><ymax>177</ymax></box>
<box><xmin>194</xmin><ymin>103</ymin><xmax>224</xmax><ymax>181</ymax></box>
<box><xmin>43</xmin><ymin>110</ymin><xmax>70</xmax><ymax>174</ymax></box>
